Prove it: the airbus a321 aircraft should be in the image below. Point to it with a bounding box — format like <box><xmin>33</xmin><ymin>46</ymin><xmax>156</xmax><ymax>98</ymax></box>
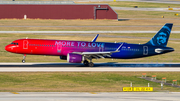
<box><xmin>5</xmin><ymin>23</ymin><xmax>174</xmax><ymax>67</ymax></box>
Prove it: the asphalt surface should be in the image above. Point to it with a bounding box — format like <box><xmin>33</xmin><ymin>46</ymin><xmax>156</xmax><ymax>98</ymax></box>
<box><xmin>1</xmin><ymin>25</ymin><xmax>180</xmax><ymax>27</ymax></box>
<box><xmin>3</xmin><ymin>31</ymin><xmax>179</xmax><ymax>41</ymax></box>
<box><xmin>0</xmin><ymin>92</ymin><xmax>180</xmax><ymax>101</ymax></box>
<box><xmin>0</xmin><ymin>31</ymin><xmax>180</xmax><ymax>33</ymax></box>
<box><xmin>0</xmin><ymin>63</ymin><xmax>180</xmax><ymax>72</ymax></box>
<box><xmin>1</xmin><ymin>67</ymin><xmax>180</xmax><ymax>72</ymax></box>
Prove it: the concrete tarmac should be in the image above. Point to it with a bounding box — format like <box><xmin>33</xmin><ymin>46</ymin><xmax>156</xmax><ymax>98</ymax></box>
<box><xmin>1</xmin><ymin>25</ymin><xmax>180</xmax><ymax>27</ymax></box>
<box><xmin>0</xmin><ymin>31</ymin><xmax>180</xmax><ymax>34</ymax></box>
<box><xmin>0</xmin><ymin>92</ymin><xmax>180</xmax><ymax>101</ymax></box>
<box><xmin>1</xmin><ymin>67</ymin><xmax>180</xmax><ymax>72</ymax></box>
<box><xmin>0</xmin><ymin>63</ymin><xmax>180</xmax><ymax>72</ymax></box>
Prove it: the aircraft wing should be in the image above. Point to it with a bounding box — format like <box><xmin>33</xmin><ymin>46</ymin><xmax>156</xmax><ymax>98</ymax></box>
<box><xmin>72</xmin><ymin>51</ymin><xmax>119</xmax><ymax>59</ymax></box>
<box><xmin>72</xmin><ymin>43</ymin><xmax>124</xmax><ymax>59</ymax></box>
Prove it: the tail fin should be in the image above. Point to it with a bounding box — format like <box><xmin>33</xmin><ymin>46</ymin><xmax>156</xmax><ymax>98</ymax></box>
<box><xmin>145</xmin><ymin>23</ymin><xmax>173</xmax><ymax>47</ymax></box>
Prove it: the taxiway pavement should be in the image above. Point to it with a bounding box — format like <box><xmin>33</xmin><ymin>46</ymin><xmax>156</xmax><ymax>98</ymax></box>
<box><xmin>0</xmin><ymin>63</ymin><xmax>180</xmax><ymax>72</ymax></box>
<box><xmin>0</xmin><ymin>92</ymin><xmax>180</xmax><ymax>101</ymax></box>
<box><xmin>0</xmin><ymin>31</ymin><xmax>180</xmax><ymax>33</ymax></box>
<box><xmin>1</xmin><ymin>25</ymin><xmax>180</xmax><ymax>27</ymax></box>
<box><xmin>0</xmin><ymin>67</ymin><xmax>180</xmax><ymax>72</ymax></box>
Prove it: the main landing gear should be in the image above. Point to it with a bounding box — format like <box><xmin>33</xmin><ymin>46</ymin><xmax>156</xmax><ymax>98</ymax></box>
<box><xmin>83</xmin><ymin>59</ymin><xmax>94</xmax><ymax>67</ymax></box>
<box><xmin>22</xmin><ymin>54</ymin><xmax>26</xmax><ymax>63</ymax></box>
<box><xmin>83</xmin><ymin>60</ymin><xmax>89</xmax><ymax>66</ymax></box>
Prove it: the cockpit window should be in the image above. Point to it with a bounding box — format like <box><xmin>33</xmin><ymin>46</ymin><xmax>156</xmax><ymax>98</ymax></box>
<box><xmin>11</xmin><ymin>42</ymin><xmax>18</xmax><ymax>45</ymax></box>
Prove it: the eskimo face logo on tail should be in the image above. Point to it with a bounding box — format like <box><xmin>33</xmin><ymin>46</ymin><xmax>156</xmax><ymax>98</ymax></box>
<box><xmin>157</xmin><ymin>32</ymin><xmax>167</xmax><ymax>45</ymax></box>
<box><xmin>152</xmin><ymin>26</ymin><xmax>170</xmax><ymax>47</ymax></box>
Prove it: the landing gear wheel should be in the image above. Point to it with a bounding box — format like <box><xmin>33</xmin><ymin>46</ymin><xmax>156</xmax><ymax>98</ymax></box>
<box><xmin>88</xmin><ymin>62</ymin><xmax>94</xmax><ymax>67</ymax></box>
<box><xmin>22</xmin><ymin>59</ymin><xmax>25</xmax><ymax>63</ymax></box>
<box><xmin>22</xmin><ymin>54</ymin><xmax>26</xmax><ymax>63</ymax></box>
<box><xmin>83</xmin><ymin>60</ymin><xmax>89</xmax><ymax>66</ymax></box>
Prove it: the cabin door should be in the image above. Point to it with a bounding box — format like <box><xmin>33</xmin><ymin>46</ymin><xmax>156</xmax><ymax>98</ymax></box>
<box><xmin>143</xmin><ymin>46</ymin><xmax>148</xmax><ymax>55</ymax></box>
<box><xmin>57</xmin><ymin>43</ymin><xmax>62</xmax><ymax>53</ymax></box>
<box><xmin>23</xmin><ymin>40</ymin><xmax>28</xmax><ymax>49</ymax></box>
<box><xmin>99</xmin><ymin>46</ymin><xmax>104</xmax><ymax>52</ymax></box>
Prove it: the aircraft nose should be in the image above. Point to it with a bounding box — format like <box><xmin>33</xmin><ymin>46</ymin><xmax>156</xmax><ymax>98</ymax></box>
<box><xmin>5</xmin><ymin>45</ymin><xmax>10</xmax><ymax>52</ymax></box>
<box><xmin>5</xmin><ymin>45</ymin><xmax>15</xmax><ymax>52</ymax></box>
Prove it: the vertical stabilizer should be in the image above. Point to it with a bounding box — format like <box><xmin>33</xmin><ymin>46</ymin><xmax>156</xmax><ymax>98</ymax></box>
<box><xmin>145</xmin><ymin>23</ymin><xmax>173</xmax><ymax>47</ymax></box>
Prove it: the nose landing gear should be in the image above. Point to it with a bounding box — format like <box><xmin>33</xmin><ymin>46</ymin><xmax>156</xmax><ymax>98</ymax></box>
<box><xmin>22</xmin><ymin>54</ymin><xmax>26</xmax><ymax>63</ymax></box>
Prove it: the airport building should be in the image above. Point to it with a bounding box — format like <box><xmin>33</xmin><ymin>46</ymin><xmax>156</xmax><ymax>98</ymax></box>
<box><xmin>0</xmin><ymin>1</ymin><xmax>118</xmax><ymax>20</ymax></box>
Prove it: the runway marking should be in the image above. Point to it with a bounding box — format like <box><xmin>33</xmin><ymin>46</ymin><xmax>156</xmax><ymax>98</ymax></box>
<box><xmin>0</xmin><ymin>63</ymin><xmax>180</xmax><ymax>72</ymax></box>
<box><xmin>11</xmin><ymin>92</ymin><xmax>19</xmax><ymax>94</ymax></box>
<box><xmin>90</xmin><ymin>92</ymin><xmax>98</xmax><ymax>94</ymax></box>
<box><xmin>1</xmin><ymin>92</ymin><xmax>180</xmax><ymax>101</ymax></box>
<box><xmin>0</xmin><ymin>67</ymin><xmax>180</xmax><ymax>72</ymax></box>
<box><xmin>0</xmin><ymin>31</ymin><xmax>180</xmax><ymax>34</ymax></box>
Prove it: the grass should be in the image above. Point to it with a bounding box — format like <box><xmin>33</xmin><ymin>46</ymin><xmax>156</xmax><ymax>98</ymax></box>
<box><xmin>0</xmin><ymin>72</ymin><xmax>179</xmax><ymax>92</ymax></box>
<box><xmin>78</xmin><ymin>1</ymin><xmax>180</xmax><ymax>8</ymax></box>
<box><xmin>1</xmin><ymin>19</ymin><xmax>177</xmax><ymax>26</ymax></box>
<box><xmin>0</xmin><ymin>18</ymin><xmax>179</xmax><ymax>31</ymax></box>
<box><xmin>117</xmin><ymin>10</ymin><xmax>180</xmax><ymax>19</ymax></box>
<box><xmin>1</xmin><ymin>26</ymin><xmax>180</xmax><ymax>31</ymax></box>
<box><xmin>147</xmin><ymin>72</ymin><xmax>180</xmax><ymax>84</ymax></box>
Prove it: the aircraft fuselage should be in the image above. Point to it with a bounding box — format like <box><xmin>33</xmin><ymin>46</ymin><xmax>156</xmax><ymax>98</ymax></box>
<box><xmin>5</xmin><ymin>23</ymin><xmax>175</xmax><ymax>67</ymax></box>
<box><xmin>5</xmin><ymin>39</ymin><xmax>174</xmax><ymax>59</ymax></box>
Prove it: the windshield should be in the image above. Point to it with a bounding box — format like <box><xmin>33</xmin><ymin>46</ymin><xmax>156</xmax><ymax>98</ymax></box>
<box><xmin>11</xmin><ymin>42</ymin><xmax>18</xmax><ymax>45</ymax></box>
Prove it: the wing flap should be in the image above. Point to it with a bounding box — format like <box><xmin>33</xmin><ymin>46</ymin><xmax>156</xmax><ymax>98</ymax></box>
<box><xmin>72</xmin><ymin>51</ymin><xmax>118</xmax><ymax>59</ymax></box>
<box><xmin>72</xmin><ymin>43</ymin><xmax>124</xmax><ymax>59</ymax></box>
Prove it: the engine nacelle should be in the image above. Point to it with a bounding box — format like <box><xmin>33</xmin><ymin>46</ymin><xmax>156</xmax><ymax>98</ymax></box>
<box><xmin>67</xmin><ymin>53</ymin><xmax>82</xmax><ymax>63</ymax></box>
<box><xmin>60</xmin><ymin>56</ymin><xmax>67</xmax><ymax>60</ymax></box>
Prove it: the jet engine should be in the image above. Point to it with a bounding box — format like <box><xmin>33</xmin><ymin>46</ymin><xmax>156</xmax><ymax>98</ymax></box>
<box><xmin>59</xmin><ymin>56</ymin><xmax>67</xmax><ymax>60</ymax></box>
<box><xmin>67</xmin><ymin>53</ymin><xmax>83</xmax><ymax>63</ymax></box>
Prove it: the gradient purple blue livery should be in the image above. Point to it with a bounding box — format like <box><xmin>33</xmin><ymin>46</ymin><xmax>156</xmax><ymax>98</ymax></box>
<box><xmin>5</xmin><ymin>23</ymin><xmax>174</xmax><ymax>66</ymax></box>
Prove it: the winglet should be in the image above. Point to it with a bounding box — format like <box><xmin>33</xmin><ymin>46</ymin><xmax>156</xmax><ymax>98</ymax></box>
<box><xmin>92</xmin><ymin>34</ymin><xmax>99</xmax><ymax>42</ymax></box>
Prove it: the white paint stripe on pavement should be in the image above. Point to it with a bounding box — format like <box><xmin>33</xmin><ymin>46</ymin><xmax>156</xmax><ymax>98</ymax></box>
<box><xmin>0</xmin><ymin>68</ymin><xmax>180</xmax><ymax>72</ymax></box>
<box><xmin>0</xmin><ymin>31</ymin><xmax>180</xmax><ymax>33</ymax></box>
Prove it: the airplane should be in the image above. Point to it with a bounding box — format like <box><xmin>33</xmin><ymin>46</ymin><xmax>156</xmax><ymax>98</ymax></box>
<box><xmin>5</xmin><ymin>23</ymin><xmax>174</xmax><ymax>67</ymax></box>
